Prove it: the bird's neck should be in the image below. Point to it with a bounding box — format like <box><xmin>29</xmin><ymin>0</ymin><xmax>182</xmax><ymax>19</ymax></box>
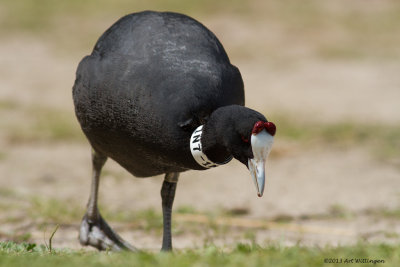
<box><xmin>189</xmin><ymin>125</ymin><xmax>232</xmax><ymax>168</ymax></box>
<box><xmin>203</xmin><ymin>141</ymin><xmax>232</xmax><ymax>164</ymax></box>
<box><xmin>201</xmin><ymin>122</ymin><xmax>232</xmax><ymax>164</ymax></box>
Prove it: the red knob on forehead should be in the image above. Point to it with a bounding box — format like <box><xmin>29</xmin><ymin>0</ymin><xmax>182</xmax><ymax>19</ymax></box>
<box><xmin>252</xmin><ymin>121</ymin><xmax>265</xmax><ymax>135</ymax></box>
<box><xmin>264</xmin><ymin>122</ymin><xmax>276</xmax><ymax>136</ymax></box>
<box><xmin>251</xmin><ymin>121</ymin><xmax>276</xmax><ymax>136</ymax></box>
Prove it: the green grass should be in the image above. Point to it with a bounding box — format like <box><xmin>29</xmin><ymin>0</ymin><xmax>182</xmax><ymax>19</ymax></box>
<box><xmin>29</xmin><ymin>197</ymin><xmax>84</xmax><ymax>224</ymax></box>
<box><xmin>32</xmin><ymin>110</ymin><xmax>83</xmax><ymax>142</ymax></box>
<box><xmin>0</xmin><ymin>0</ymin><xmax>249</xmax><ymax>32</ymax></box>
<box><xmin>1</xmin><ymin>106</ymin><xmax>85</xmax><ymax>144</ymax></box>
<box><xmin>0</xmin><ymin>100</ymin><xmax>18</xmax><ymax>110</ymax></box>
<box><xmin>25</xmin><ymin>196</ymin><xmax>163</xmax><ymax>231</ymax></box>
<box><xmin>1</xmin><ymin>0</ymin><xmax>399</xmax><ymax>61</ymax></box>
<box><xmin>364</xmin><ymin>207</ymin><xmax>400</xmax><ymax>220</ymax></box>
<box><xmin>298</xmin><ymin>204</ymin><xmax>355</xmax><ymax>221</ymax></box>
<box><xmin>0</xmin><ymin>241</ymin><xmax>399</xmax><ymax>267</ymax></box>
<box><xmin>103</xmin><ymin>207</ymin><xmax>164</xmax><ymax>232</ymax></box>
<box><xmin>275</xmin><ymin>116</ymin><xmax>371</xmax><ymax>144</ymax></box>
<box><xmin>176</xmin><ymin>205</ymin><xmax>198</xmax><ymax>215</ymax></box>
<box><xmin>271</xmin><ymin>115</ymin><xmax>400</xmax><ymax>165</ymax></box>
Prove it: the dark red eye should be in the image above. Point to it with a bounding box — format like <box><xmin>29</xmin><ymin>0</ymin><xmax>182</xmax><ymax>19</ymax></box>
<box><xmin>241</xmin><ymin>135</ymin><xmax>249</xmax><ymax>143</ymax></box>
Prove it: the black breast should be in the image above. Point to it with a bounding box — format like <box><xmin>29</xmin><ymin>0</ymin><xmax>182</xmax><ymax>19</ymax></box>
<box><xmin>73</xmin><ymin>11</ymin><xmax>244</xmax><ymax>177</ymax></box>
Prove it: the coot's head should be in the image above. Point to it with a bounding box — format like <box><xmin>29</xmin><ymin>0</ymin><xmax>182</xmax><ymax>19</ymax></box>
<box><xmin>203</xmin><ymin>105</ymin><xmax>276</xmax><ymax>197</ymax></box>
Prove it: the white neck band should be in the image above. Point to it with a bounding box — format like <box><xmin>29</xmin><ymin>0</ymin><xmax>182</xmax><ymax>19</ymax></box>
<box><xmin>190</xmin><ymin>125</ymin><xmax>232</xmax><ymax>169</ymax></box>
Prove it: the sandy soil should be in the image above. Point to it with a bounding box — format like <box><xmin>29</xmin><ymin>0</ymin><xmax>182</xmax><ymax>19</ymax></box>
<box><xmin>0</xmin><ymin>27</ymin><xmax>399</xmax><ymax>251</ymax></box>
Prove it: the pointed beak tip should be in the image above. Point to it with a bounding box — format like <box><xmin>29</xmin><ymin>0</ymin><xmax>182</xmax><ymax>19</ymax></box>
<box><xmin>248</xmin><ymin>130</ymin><xmax>274</xmax><ymax>200</ymax></box>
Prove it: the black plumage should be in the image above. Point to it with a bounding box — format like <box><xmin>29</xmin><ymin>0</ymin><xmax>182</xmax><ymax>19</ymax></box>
<box><xmin>73</xmin><ymin>11</ymin><xmax>271</xmax><ymax>251</ymax></box>
<box><xmin>73</xmin><ymin>11</ymin><xmax>248</xmax><ymax>176</ymax></box>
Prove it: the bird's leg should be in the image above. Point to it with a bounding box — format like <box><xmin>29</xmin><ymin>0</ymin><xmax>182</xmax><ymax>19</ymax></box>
<box><xmin>79</xmin><ymin>149</ymin><xmax>138</xmax><ymax>251</ymax></box>
<box><xmin>161</xmin><ymin>172</ymin><xmax>179</xmax><ymax>251</ymax></box>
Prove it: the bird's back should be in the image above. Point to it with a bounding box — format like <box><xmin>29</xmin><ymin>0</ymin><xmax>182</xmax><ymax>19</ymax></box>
<box><xmin>73</xmin><ymin>11</ymin><xmax>244</xmax><ymax>177</ymax></box>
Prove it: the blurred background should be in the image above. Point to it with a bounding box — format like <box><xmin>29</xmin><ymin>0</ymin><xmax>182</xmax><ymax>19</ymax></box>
<box><xmin>0</xmin><ymin>0</ymin><xmax>399</xmax><ymax>250</ymax></box>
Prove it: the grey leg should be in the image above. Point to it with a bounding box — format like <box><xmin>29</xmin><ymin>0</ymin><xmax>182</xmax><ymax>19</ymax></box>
<box><xmin>161</xmin><ymin>172</ymin><xmax>179</xmax><ymax>251</ymax></box>
<box><xmin>79</xmin><ymin>149</ymin><xmax>137</xmax><ymax>251</ymax></box>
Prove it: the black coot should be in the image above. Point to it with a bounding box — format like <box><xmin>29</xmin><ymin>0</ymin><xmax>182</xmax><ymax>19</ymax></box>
<box><xmin>73</xmin><ymin>11</ymin><xmax>276</xmax><ymax>251</ymax></box>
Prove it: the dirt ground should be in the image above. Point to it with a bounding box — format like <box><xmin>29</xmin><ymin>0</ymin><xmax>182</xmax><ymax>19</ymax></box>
<box><xmin>1</xmin><ymin>12</ymin><xmax>400</xmax><ymax>251</ymax></box>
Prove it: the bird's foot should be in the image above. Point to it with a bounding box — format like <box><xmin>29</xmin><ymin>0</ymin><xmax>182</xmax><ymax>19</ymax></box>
<box><xmin>79</xmin><ymin>213</ymin><xmax>138</xmax><ymax>252</ymax></box>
